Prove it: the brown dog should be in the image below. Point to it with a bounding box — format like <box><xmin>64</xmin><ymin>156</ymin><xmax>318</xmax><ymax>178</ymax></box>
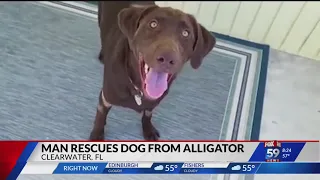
<box><xmin>89</xmin><ymin>1</ymin><xmax>216</xmax><ymax>140</ymax></box>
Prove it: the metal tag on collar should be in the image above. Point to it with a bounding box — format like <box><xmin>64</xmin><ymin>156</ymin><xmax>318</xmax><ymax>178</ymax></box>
<box><xmin>134</xmin><ymin>94</ymin><xmax>142</xmax><ymax>106</ymax></box>
<box><xmin>129</xmin><ymin>78</ymin><xmax>143</xmax><ymax>106</ymax></box>
<box><xmin>134</xmin><ymin>91</ymin><xmax>143</xmax><ymax>106</ymax></box>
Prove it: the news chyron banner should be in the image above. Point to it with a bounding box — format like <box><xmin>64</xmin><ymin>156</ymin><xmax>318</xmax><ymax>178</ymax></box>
<box><xmin>0</xmin><ymin>141</ymin><xmax>319</xmax><ymax>179</ymax></box>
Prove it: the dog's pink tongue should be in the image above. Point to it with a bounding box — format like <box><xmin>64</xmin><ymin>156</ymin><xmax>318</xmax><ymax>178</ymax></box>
<box><xmin>145</xmin><ymin>68</ymin><xmax>168</xmax><ymax>99</ymax></box>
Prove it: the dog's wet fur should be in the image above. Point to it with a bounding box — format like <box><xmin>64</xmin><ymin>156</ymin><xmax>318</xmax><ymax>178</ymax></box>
<box><xmin>89</xmin><ymin>1</ymin><xmax>216</xmax><ymax>140</ymax></box>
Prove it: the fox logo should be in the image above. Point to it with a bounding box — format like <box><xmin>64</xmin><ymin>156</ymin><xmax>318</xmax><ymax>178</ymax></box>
<box><xmin>264</xmin><ymin>141</ymin><xmax>281</xmax><ymax>147</ymax></box>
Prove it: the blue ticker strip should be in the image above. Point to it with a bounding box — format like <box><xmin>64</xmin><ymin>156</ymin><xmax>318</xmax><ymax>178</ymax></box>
<box><xmin>51</xmin><ymin>162</ymin><xmax>320</xmax><ymax>174</ymax></box>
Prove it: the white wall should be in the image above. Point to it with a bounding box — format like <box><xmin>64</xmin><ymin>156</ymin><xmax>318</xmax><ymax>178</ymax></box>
<box><xmin>156</xmin><ymin>1</ymin><xmax>320</xmax><ymax>60</ymax></box>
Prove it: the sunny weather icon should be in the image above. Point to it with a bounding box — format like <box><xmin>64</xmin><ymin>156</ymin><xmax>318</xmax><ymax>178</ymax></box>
<box><xmin>154</xmin><ymin>165</ymin><xmax>164</xmax><ymax>171</ymax></box>
<box><xmin>231</xmin><ymin>165</ymin><xmax>241</xmax><ymax>171</ymax></box>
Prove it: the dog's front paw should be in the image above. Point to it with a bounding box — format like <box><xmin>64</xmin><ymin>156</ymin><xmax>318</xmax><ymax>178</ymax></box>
<box><xmin>89</xmin><ymin>130</ymin><xmax>104</xmax><ymax>140</ymax></box>
<box><xmin>143</xmin><ymin>125</ymin><xmax>160</xmax><ymax>141</ymax></box>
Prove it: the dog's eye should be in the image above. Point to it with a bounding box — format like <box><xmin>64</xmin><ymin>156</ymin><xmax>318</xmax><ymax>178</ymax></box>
<box><xmin>149</xmin><ymin>20</ymin><xmax>158</xmax><ymax>28</ymax></box>
<box><xmin>182</xmin><ymin>30</ymin><xmax>189</xmax><ymax>37</ymax></box>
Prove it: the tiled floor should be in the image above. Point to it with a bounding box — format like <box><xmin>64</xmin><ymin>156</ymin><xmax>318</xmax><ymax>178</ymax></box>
<box><xmin>260</xmin><ymin>48</ymin><xmax>320</xmax><ymax>140</ymax></box>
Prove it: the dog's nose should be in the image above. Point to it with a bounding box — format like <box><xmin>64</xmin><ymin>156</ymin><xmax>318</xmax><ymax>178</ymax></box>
<box><xmin>156</xmin><ymin>52</ymin><xmax>176</xmax><ymax>69</ymax></box>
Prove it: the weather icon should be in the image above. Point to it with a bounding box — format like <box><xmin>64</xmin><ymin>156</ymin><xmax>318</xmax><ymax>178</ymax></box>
<box><xmin>154</xmin><ymin>165</ymin><xmax>164</xmax><ymax>171</ymax></box>
<box><xmin>231</xmin><ymin>165</ymin><xmax>241</xmax><ymax>171</ymax></box>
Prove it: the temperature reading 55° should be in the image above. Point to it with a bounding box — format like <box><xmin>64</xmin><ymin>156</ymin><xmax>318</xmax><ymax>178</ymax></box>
<box><xmin>165</xmin><ymin>165</ymin><xmax>178</xmax><ymax>172</ymax></box>
<box><xmin>242</xmin><ymin>165</ymin><xmax>255</xmax><ymax>172</ymax></box>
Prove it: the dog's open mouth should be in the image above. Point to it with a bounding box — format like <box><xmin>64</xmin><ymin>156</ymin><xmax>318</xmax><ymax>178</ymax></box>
<box><xmin>139</xmin><ymin>59</ymin><xmax>172</xmax><ymax>100</ymax></box>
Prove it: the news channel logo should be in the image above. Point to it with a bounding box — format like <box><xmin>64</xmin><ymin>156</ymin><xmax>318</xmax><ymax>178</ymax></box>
<box><xmin>264</xmin><ymin>141</ymin><xmax>281</xmax><ymax>162</ymax></box>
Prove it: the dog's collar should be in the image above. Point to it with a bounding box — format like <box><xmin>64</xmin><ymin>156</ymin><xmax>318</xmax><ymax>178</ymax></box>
<box><xmin>125</xmin><ymin>53</ymin><xmax>143</xmax><ymax>106</ymax></box>
<box><xmin>129</xmin><ymin>78</ymin><xmax>143</xmax><ymax>106</ymax></box>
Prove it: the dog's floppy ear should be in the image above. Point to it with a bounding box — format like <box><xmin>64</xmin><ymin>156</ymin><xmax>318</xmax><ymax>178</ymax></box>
<box><xmin>118</xmin><ymin>6</ymin><xmax>158</xmax><ymax>41</ymax></box>
<box><xmin>188</xmin><ymin>15</ymin><xmax>216</xmax><ymax>69</ymax></box>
